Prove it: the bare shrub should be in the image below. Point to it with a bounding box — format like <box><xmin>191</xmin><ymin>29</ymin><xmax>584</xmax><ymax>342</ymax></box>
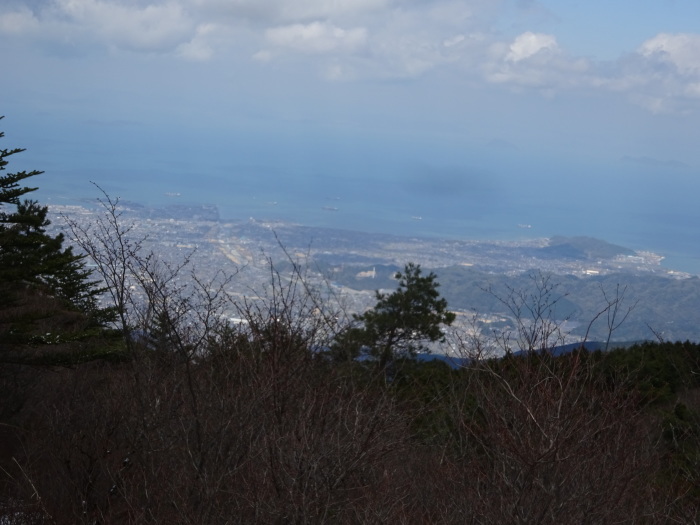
<box><xmin>458</xmin><ymin>351</ymin><xmax>657</xmax><ymax>523</ymax></box>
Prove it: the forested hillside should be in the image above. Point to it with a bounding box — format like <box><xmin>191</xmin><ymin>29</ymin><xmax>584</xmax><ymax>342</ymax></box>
<box><xmin>3</xmin><ymin>124</ymin><xmax>700</xmax><ymax>523</ymax></box>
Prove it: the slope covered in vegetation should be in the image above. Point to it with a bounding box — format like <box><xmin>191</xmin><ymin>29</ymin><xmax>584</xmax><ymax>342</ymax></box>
<box><xmin>3</xmin><ymin>123</ymin><xmax>700</xmax><ymax>524</ymax></box>
<box><xmin>3</xmin><ymin>327</ymin><xmax>700</xmax><ymax>523</ymax></box>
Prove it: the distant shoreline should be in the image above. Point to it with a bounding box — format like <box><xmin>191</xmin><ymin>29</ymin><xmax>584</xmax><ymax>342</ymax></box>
<box><xmin>47</xmin><ymin>200</ymin><xmax>693</xmax><ymax>278</ymax></box>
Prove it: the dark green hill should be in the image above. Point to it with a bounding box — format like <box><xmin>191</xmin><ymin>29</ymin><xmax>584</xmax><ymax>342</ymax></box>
<box><xmin>540</xmin><ymin>236</ymin><xmax>635</xmax><ymax>260</ymax></box>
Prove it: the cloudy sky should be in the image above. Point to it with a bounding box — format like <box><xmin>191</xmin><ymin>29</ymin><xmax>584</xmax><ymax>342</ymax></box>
<box><xmin>2</xmin><ymin>0</ymin><xmax>700</xmax><ymax>266</ymax></box>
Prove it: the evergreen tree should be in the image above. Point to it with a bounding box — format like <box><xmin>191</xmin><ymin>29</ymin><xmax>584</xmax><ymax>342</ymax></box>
<box><xmin>0</xmin><ymin>117</ymin><xmax>107</xmax><ymax>322</ymax></box>
<box><xmin>334</xmin><ymin>262</ymin><xmax>456</xmax><ymax>369</ymax></box>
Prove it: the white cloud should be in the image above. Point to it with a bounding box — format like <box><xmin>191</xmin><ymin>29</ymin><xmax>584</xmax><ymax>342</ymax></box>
<box><xmin>252</xmin><ymin>49</ymin><xmax>273</xmax><ymax>62</ymax></box>
<box><xmin>4</xmin><ymin>0</ymin><xmax>700</xmax><ymax>115</ymax></box>
<box><xmin>483</xmin><ymin>31</ymin><xmax>587</xmax><ymax>89</ymax></box>
<box><xmin>443</xmin><ymin>34</ymin><xmax>465</xmax><ymax>48</ymax></box>
<box><xmin>506</xmin><ymin>32</ymin><xmax>558</xmax><ymax>62</ymax></box>
<box><xmin>629</xmin><ymin>94</ymin><xmax>671</xmax><ymax>115</ymax></box>
<box><xmin>479</xmin><ymin>30</ymin><xmax>699</xmax><ymax>114</ymax></box>
<box><xmin>348</xmin><ymin>2</ymin><xmax>489</xmax><ymax>79</ymax></box>
<box><xmin>639</xmin><ymin>33</ymin><xmax>700</xmax><ymax>75</ymax></box>
<box><xmin>177</xmin><ymin>23</ymin><xmax>217</xmax><ymax>61</ymax></box>
<box><xmin>323</xmin><ymin>61</ymin><xmax>357</xmax><ymax>81</ymax></box>
<box><xmin>265</xmin><ymin>21</ymin><xmax>367</xmax><ymax>54</ymax></box>
<box><xmin>276</xmin><ymin>0</ymin><xmax>392</xmax><ymax>21</ymax></box>
<box><xmin>46</xmin><ymin>0</ymin><xmax>195</xmax><ymax>53</ymax></box>
<box><xmin>184</xmin><ymin>0</ymin><xmax>494</xmax><ymax>79</ymax></box>
<box><xmin>601</xmin><ymin>33</ymin><xmax>700</xmax><ymax>113</ymax></box>
<box><xmin>0</xmin><ymin>0</ymin><xmax>497</xmax><ymax>78</ymax></box>
<box><xmin>189</xmin><ymin>0</ymin><xmax>391</xmax><ymax>26</ymax></box>
<box><xmin>686</xmin><ymin>82</ymin><xmax>700</xmax><ymax>98</ymax></box>
<box><xmin>0</xmin><ymin>7</ymin><xmax>40</xmax><ymax>35</ymax></box>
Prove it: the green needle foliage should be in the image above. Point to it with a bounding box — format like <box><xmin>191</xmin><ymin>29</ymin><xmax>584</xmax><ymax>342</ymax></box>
<box><xmin>0</xmin><ymin>116</ymin><xmax>111</xmax><ymax>335</ymax></box>
<box><xmin>335</xmin><ymin>262</ymin><xmax>456</xmax><ymax>369</ymax></box>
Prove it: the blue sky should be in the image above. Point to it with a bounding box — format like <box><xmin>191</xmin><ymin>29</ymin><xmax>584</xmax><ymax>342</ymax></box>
<box><xmin>2</xmin><ymin>0</ymin><xmax>700</xmax><ymax>269</ymax></box>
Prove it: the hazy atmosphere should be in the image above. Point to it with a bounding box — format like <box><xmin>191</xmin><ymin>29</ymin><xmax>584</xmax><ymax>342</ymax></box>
<box><xmin>3</xmin><ymin>0</ymin><xmax>700</xmax><ymax>272</ymax></box>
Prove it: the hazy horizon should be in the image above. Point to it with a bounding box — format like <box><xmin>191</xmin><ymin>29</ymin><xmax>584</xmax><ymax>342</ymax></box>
<box><xmin>3</xmin><ymin>0</ymin><xmax>700</xmax><ymax>273</ymax></box>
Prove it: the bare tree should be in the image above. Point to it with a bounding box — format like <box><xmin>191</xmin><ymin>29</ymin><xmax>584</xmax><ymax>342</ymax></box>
<box><xmin>442</xmin><ymin>275</ymin><xmax>661</xmax><ymax>523</ymax></box>
<box><xmin>62</xmin><ymin>184</ymin><xmax>236</xmax><ymax>360</ymax></box>
<box><xmin>441</xmin><ymin>344</ymin><xmax>659</xmax><ymax>523</ymax></box>
<box><xmin>483</xmin><ymin>271</ymin><xmax>571</xmax><ymax>355</ymax></box>
<box><xmin>580</xmin><ymin>283</ymin><xmax>638</xmax><ymax>351</ymax></box>
<box><xmin>62</xmin><ymin>185</ymin><xmax>144</xmax><ymax>347</ymax></box>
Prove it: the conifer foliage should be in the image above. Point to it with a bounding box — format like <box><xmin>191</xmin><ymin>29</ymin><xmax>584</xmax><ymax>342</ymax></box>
<box><xmin>335</xmin><ymin>262</ymin><xmax>456</xmax><ymax>367</ymax></box>
<box><xmin>0</xmin><ymin>117</ymin><xmax>105</xmax><ymax>321</ymax></box>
